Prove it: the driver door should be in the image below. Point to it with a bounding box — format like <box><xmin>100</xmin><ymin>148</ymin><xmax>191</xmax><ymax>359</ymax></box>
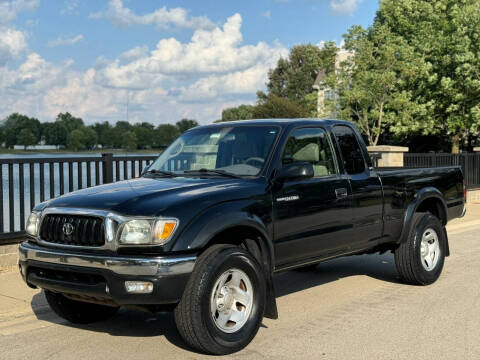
<box><xmin>273</xmin><ymin>127</ymin><xmax>352</xmax><ymax>267</ymax></box>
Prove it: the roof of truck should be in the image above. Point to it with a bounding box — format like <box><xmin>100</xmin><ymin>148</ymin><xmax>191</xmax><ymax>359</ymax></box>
<box><xmin>204</xmin><ymin>118</ymin><xmax>353</xmax><ymax>128</ymax></box>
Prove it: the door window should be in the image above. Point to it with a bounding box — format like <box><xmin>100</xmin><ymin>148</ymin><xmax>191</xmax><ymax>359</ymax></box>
<box><xmin>282</xmin><ymin>128</ymin><xmax>337</xmax><ymax>177</ymax></box>
<box><xmin>332</xmin><ymin>125</ymin><xmax>365</xmax><ymax>174</ymax></box>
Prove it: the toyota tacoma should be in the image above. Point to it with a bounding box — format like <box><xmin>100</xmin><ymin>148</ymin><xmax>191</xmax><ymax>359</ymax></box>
<box><xmin>19</xmin><ymin>119</ymin><xmax>465</xmax><ymax>354</ymax></box>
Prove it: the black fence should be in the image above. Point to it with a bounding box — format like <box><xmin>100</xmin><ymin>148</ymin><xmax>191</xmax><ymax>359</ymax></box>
<box><xmin>0</xmin><ymin>153</ymin><xmax>157</xmax><ymax>243</ymax></box>
<box><xmin>2</xmin><ymin>151</ymin><xmax>479</xmax><ymax>243</ymax></box>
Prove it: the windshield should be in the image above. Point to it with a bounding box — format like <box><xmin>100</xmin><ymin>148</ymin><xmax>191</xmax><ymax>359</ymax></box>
<box><xmin>148</xmin><ymin>125</ymin><xmax>279</xmax><ymax>176</ymax></box>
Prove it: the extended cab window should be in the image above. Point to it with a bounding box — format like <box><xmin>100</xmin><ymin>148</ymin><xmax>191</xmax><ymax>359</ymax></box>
<box><xmin>282</xmin><ymin>127</ymin><xmax>337</xmax><ymax>177</ymax></box>
<box><xmin>332</xmin><ymin>125</ymin><xmax>365</xmax><ymax>174</ymax></box>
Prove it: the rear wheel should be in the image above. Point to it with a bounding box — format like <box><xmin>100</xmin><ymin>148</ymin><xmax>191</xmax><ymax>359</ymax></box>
<box><xmin>394</xmin><ymin>212</ymin><xmax>446</xmax><ymax>285</ymax></box>
<box><xmin>174</xmin><ymin>245</ymin><xmax>266</xmax><ymax>355</ymax></box>
<box><xmin>45</xmin><ymin>290</ymin><xmax>119</xmax><ymax>324</ymax></box>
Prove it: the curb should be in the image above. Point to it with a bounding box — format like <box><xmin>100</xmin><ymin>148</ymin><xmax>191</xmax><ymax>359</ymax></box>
<box><xmin>0</xmin><ymin>244</ymin><xmax>19</xmax><ymax>270</ymax></box>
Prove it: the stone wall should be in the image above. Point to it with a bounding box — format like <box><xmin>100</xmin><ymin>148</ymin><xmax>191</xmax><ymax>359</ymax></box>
<box><xmin>367</xmin><ymin>145</ymin><xmax>409</xmax><ymax>167</ymax></box>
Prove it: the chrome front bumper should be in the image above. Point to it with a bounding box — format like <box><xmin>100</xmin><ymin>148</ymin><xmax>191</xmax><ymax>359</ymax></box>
<box><xmin>18</xmin><ymin>241</ymin><xmax>196</xmax><ymax>277</ymax></box>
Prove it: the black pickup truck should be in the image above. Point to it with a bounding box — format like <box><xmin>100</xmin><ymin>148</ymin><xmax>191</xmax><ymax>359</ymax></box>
<box><xmin>19</xmin><ymin>119</ymin><xmax>465</xmax><ymax>354</ymax></box>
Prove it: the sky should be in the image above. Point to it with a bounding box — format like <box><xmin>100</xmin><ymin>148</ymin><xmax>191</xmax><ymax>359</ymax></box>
<box><xmin>0</xmin><ymin>0</ymin><xmax>379</xmax><ymax>125</ymax></box>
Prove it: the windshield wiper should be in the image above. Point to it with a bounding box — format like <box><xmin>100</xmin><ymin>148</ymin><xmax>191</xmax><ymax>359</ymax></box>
<box><xmin>143</xmin><ymin>169</ymin><xmax>177</xmax><ymax>177</ymax></box>
<box><xmin>183</xmin><ymin>168</ymin><xmax>241</xmax><ymax>179</ymax></box>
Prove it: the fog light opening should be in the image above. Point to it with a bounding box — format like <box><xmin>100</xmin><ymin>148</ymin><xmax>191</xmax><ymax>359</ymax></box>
<box><xmin>125</xmin><ymin>281</ymin><xmax>154</xmax><ymax>294</ymax></box>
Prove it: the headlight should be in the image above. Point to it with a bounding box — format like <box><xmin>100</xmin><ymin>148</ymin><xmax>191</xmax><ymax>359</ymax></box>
<box><xmin>26</xmin><ymin>212</ymin><xmax>40</xmax><ymax>237</ymax></box>
<box><xmin>119</xmin><ymin>218</ymin><xmax>178</xmax><ymax>245</ymax></box>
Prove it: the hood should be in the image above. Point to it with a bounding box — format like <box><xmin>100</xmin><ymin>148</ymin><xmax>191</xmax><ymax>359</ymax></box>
<box><xmin>43</xmin><ymin>176</ymin><xmax>263</xmax><ymax>217</ymax></box>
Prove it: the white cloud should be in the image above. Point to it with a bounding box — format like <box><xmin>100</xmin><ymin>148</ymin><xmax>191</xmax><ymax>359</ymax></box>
<box><xmin>0</xmin><ymin>53</ymin><xmax>72</xmax><ymax>92</ymax></box>
<box><xmin>176</xmin><ymin>62</ymin><xmax>278</xmax><ymax>102</ymax></box>
<box><xmin>47</xmin><ymin>34</ymin><xmax>84</xmax><ymax>47</ymax></box>
<box><xmin>0</xmin><ymin>27</ymin><xmax>27</xmax><ymax>65</ymax></box>
<box><xmin>89</xmin><ymin>0</ymin><xmax>214</xmax><ymax>30</ymax></box>
<box><xmin>0</xmin><ymin>0</ymin><xmax>39</xmax><ymax>65</ymax></box>
<box><xmin>329</xmin><ymin>0</ymin><xmax>362</xmax><ymax>15</ymax></box>
<box><xmin>0</xmin><ymin>0</ymin><xmax>39</xmax><ymax>25</ymax></box>
<box><xmin>0</xmin><ymin>12</ymin><xmax>287</xmax><ymax>125</ymax></box>
<box><xmin>60</xmin><ymin>0</ymin><xmax>79</xmax><ymax>15</ymax></box>
<box><xmin>262</xmin><ymin>10</ymin><xmax>271</xmax><ymax>19</ymax></box>
<box><xmin>95</xmin><ymin>14</ymin><xmax>285</xmax><ymax>79</ymax></box>
<box><xmin>119</xmin><ymin>45</ymin><xmax>148</xmax><ymax>62</ymax></box>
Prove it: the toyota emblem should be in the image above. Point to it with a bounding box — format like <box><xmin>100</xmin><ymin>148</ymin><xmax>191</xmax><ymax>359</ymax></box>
<box><xmin>63</xmin><ymin>222</ymin><xmax>74</xmax><ymax>236</ymax></box>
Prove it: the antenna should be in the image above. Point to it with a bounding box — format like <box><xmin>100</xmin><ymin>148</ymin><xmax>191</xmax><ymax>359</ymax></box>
<box><xmin>126</xmin><ymin>91</ymin><xmax>130</xmax><ymax>122</ymax></box>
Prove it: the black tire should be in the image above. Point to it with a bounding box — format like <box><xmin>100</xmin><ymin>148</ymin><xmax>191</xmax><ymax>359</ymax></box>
<box><xmin>45</xmin><ymin>290</ymin><xmax>119</xmax><ymax>324</ymax></box>
<box><xmin>394</xmin><ymin>212</ymin><xmax>446</xmax><ymax>285</ymax></box>
<box><xmin>174</xmin><ymin>245</ymin><xmax>266</xmax><ymax>355</ymax></box>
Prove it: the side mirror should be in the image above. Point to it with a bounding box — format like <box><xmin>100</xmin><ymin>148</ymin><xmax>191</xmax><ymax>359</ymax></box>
<box><xmin>275</xmin><ymin>162</ymin><xmax>314</xmax><ymax>183</ymax></box>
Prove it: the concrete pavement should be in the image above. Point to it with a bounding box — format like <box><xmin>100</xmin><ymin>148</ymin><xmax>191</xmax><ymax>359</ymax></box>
<box><xmin>0</xmin><ymin>205</ymin><xmax>479</xmax><ymax>359</ymax></box>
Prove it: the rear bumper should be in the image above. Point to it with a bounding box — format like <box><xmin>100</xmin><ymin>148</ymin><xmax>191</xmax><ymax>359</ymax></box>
<box><xmin>18</xmin><ymin>241</ymin><xmax>196</xmax><ymax>305</ymax></box>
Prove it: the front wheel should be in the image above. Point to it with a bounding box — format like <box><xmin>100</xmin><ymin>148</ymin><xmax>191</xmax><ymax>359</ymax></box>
<box><xmin>394</xmin><ymin>212</ymin><xmax>447</xmax><ymax>285</ymax></box>
<box><xmin>174</xmin><ymin>245</ymin><xmax>266</xmax><ymax>355</ymax></box>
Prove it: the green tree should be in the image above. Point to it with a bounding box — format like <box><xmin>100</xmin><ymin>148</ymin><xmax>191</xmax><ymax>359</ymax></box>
<box><xmin>220</xmin><ymin>105</ymin><xmax>255</xmax><ymax>122</ymax></box>
<box><xmin>67</xmin><ymin>129</ymin><xmax>85</xmax><ymax>151</ymax></box>
<box><xmin>252</xmin><ymin>94</ymin><xmax>309</xmax><ymax>119</ymax></box>
<box><xmin>42</xmin><ymin>122</ymin><xmax>68</xmax><ymax>146</ymax></box>
<box><xmin>82</xmin><ymin>127</ymin><xmax>98</xmax><ymax>150</ymax></box>
<box><xmin>65</xmin><ymin>127</ymin><xmax>97</xmax><ymax>151</ymax></box>
<box><xmin>2</xmin><ymin>113</ymin><xmax>41</xmax><ymax>148</ymax></box>
<box><xmin>115</xmin><ymin>121</ymin><xmax>133</xmax><ymax>133</ymax></box>
<box><xmin>333</xmin><ymin>24</ymin><xmax>426</xmax><ymax>145</ymax></box>
<box><xmin>123</xmin><ymin>131</ymin><xmax>137</xmax><ymax>151</ymax></box>
<box><xmin>132</xmin><ymin>123</ymin><xmax>154</xmax><ymax>149</ymax></box>
<box><xmin>176</xmin><ymin>118</ymin><xmax>199</xmax><ymax>133</ymax></box>
<box><xmin>375</xmin><ymin>0</ymin><xmax>480</xmax><ymax>153</ymax></box>
<box><xmin>55</xmin><ymin>112</ymin><xmax>84</xmax><ymax>136</ymax></box>
<box><xmin>92</xmin><ymin>121</ymin><xmax>114</xmax><ymax>148</ymax></box>
<box><xmin>264</xmin><ymin>43</ymin><xmax>338</xmax><ymax>114</ymax></box>
<box><xmin>155</xmin><ymin>124</ymin><xmax>180</xmax><ymax>148</ymax></box>
<box><xmin>109</xmin><ymin>121</ymin><xmax>134</xmax><ymax>148</ymax></box>
<box><xmin>17</xmin><ymin>129</ymin><xmax>36</xmax><ymax>149</ymax></box>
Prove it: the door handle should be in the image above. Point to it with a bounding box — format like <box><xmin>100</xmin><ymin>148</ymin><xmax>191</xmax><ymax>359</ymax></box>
<box><xmin>335</xmin><ymin>188</ymin><xmax>348</xmax><ymax>199</ymax></box>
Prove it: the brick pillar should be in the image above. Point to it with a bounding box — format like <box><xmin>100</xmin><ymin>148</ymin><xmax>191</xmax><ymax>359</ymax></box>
<box><xmin>367</xmin><ymin>146</ymin><xmax>409</xmax><ymax>167</ymax></box>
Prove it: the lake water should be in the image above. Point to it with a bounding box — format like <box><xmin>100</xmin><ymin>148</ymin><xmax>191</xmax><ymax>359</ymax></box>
<box><xmin>1</xmin><ymin>153</ymin><xmax>159</xmax><ymax>233</ymax></box>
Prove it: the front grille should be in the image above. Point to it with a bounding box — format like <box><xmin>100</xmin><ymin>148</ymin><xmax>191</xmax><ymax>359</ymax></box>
<box><xmin>39</xmin><ymin>214</ymin><xmax>105</xmax><ymax>247</ymax></box>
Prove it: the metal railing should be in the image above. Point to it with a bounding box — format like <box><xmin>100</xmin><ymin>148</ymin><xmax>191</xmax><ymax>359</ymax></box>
<box><xmin>2</xmin><ymin>151</ymin><xmax>479</xmax><ymax>243</ymax></box>
<box><xmin>0</xmin><ymin>153</ymin><xmax>157</xmax><ymax>243</ymax></box>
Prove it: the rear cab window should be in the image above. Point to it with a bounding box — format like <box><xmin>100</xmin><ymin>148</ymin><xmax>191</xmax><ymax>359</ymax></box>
<box><xmin>332</xmin><ymin>125</ymin><xmax>366</xmax><ymax>175</ymax></box>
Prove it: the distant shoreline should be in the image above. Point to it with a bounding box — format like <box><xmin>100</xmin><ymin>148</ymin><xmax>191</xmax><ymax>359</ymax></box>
<box><xmin>0</xmin><ymin>149</ymin><xmax>162</xmax><ymax>155</ymax></box>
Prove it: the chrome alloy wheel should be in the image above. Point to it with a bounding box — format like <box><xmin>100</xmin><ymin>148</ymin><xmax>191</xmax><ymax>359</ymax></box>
<box><xmin>420</xmin><ymin>228</ymin><xmax>441</xmax><ymax>271</ymax></box>
<box><xmin>210</xmin><ymin>269</ymin><xmax>253</xmax><ymax>333</ymax></box>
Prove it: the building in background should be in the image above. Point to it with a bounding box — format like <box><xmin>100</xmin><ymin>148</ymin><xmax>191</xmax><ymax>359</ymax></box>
<box><xmin>313</xmin><ymin>50</ymin><xmax>353</xmax><ymax>118</ymax></box>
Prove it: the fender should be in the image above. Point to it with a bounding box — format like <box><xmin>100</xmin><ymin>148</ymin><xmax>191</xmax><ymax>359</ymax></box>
<box><xmin>171</xmin><ymin>200</ymin><xmax>279</xmax><ymax>319</ymax></box>
<box><xmin>398</xmin><ymin>187</ymin><xmax>448</xmax><ymax>245</ymax></box>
